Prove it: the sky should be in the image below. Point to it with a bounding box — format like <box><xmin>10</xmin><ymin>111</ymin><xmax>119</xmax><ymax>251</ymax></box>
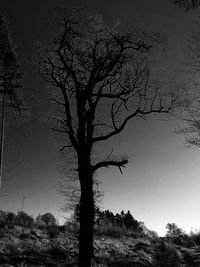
<box><xmin>0</xmin><ymin>0</ymin><xmax>200</xmax><ymax>236</ymax></box>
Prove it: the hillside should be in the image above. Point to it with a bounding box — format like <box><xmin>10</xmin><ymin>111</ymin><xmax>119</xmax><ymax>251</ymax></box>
<box><xmin>0</xmin><ymin>210</ymin><xmax>200</xmax><ymax>266</ymax></box>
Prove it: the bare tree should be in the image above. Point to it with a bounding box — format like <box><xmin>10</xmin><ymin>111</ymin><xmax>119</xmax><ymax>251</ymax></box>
<box><xmin>37</xmin><ymin>8</ymin><xmax>181</xmax><ymax>267</ymax></box>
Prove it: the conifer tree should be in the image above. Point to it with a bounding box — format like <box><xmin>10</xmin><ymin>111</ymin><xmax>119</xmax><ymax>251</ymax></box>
<box><xmin>0</xmin><ymin>13</ymin><xmax>23</xmax><ymax>187</ymax></box>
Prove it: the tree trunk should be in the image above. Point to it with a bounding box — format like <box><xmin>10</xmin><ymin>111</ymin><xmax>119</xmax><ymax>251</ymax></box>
<box><xmin>78</xmin><ymin>155</ymin><xmax>94</xmax><ymax>267</ymax></box>
<box><xmin>0</xmin><ymin>92</ymin><xmax>5</xmax><ymax>188</ymax></box>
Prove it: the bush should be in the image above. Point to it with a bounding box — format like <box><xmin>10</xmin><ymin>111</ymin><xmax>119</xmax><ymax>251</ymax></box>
<box><xmin>153</xmin><ymin>241</ymin><xmax>181</xmax><ymax>267</ymax></box>
<box><xmin>6</xmin><ymin>212</ymin><xmax>17</xmax><ymax>228</ymax></box>
<box><xmin>20</xmin><ymin>239</ymin><xmax>44</xmax><ymax>255</ymax></box>
<box><xmin>58</xmin><ymin>225</ymin><xmax>66</xmax><ymax>233</ymax></box>
<box><xmin>35</xmin><ymin>214</ymin><xmax>46</xmax><ymax>229</ymax></box>
<box><xmin>189</xmin><ymin>231</ymin><xmax>200</xmax><ymax>246</ymax></box>
<box><xmin>0</xmin><ymin>210</ymin><xmax>7</xmax><ymax>228</ymax></box>
<box><xmin>4</xmin><ymin>237</ymin><xmax>21</xmax><ymax>254</ymax></box>
<box><xmin>47</xmin><ymin>225</ymin><xmax>60</xmax><ymax>239</ymax></box>
<box><xmin>95</xmin><ymin>224</ymin><xmax>128</xmax><ymax>238</ymax></box>
<box><xmin>64</xmin><ymin>221</ymin><xmax>79</xmax><ymax>234</ymax></box>
<box><xmin>47</xmin><ymin>244</ymin><xmax>68</xmax><ymax>263</ymax></box>
<box><xmin>40</xmin><ymin>213</ymin><xmax>57</xmax><ymax>227</ymax></box>
<box><xmin>16</xmin><ymin>211</ymin><xmax>34</xmax><ymax>228</ymax></box>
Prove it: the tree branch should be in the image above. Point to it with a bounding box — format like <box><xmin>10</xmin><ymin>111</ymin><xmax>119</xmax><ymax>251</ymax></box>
<box><xmin>92</xmin><ymin>159</ymin><xmax>128</xmax><ymax>173</ymax></box>
<box><xmin>92</xmin><ymin>105</ymin><xmax>172</xmax><ymax>143</ymax></box>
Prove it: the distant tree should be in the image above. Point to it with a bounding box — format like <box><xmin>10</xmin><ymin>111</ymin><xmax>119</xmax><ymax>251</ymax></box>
<box><xmin>123</xmin><ymin>210</ymin><xmax>133</xmax><ymax>229</ymax></box>
<box><xmin>37</xmin><ymin>8</ymin><xmax>181</xmax><ymax>267</ymax></box>
<box><xmin>166</xmin><ymin>223</ymin><xmax>184</xmax><ymax>238</ymax></box>
<box><xmin>174</xmin><ymin>0</ymin><xmax>200</xmax><ymax>11</ymax></box>
<box><xmin>121</xmin><ymin>210</ymin><xmax>125</xmax><ymax>219</ymax></box>
<box><xmin>0</xmin><ymin>13</ymin><xmax>24</xmax><ymax>187</ymax></box>
<box><xmin>115</xmin><ymin>213</ymin><xmax>123</xmax><ymax>227</ymax></box>
<box><xmin>40</xmin><ymin>212</ymin><xmax>57</xmax><ymax>227</ymax></box>
<box><xmin>123</xmin><ymin>210</ymin><xmax>140</xmax><ymax>231</ymax></box>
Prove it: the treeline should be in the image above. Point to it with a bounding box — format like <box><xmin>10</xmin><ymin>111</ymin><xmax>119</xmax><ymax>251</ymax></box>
<box><xmin>0</xmin><ymin>210</ymin><xmax>57</xmax><ymax>229</ymax></box>
<box><xmin>95</xmin><ymin>209</ymin><xmax>143</xmax><ymax>232</ymax></box>
<box><xmin>73</xmin><ymin>205</ymin><xmax>144</xmax><ymax>234</ymax></box>
<box><xmin>0</xmin><ymin>208</ymin><xmax>145</xmax><ymax>236</ymax></box>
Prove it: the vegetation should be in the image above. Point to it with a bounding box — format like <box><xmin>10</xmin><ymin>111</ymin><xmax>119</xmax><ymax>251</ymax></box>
<box><xmin>0</xmin><ymin>209</ymin><xmax>200</xmax><ymax>266</ymax></box>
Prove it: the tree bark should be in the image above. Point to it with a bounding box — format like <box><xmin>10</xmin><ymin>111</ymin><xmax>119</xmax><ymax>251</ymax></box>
<box><xmin>78</xmin><ymin>154</ymin><xmax>94</xmax><ymax>267</ymax></box>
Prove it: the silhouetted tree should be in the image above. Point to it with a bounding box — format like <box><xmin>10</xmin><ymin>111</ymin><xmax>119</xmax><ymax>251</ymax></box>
<box><xmin>37</xmin><ymin>8</ymin><xmax>181</xmax><ymax>267</ymax></box>
<box><xmin>124</xmin><ymin>210</ymin><xmax>139</xmax><ymax>230</ymax></box>
<box><xmin>0</xmin><ymin>13</ymin><xmax>23</xmax><ymax>187</ymax></box>
<box><xmin>166</xmin><ymin>223</ymin><xmax>184</xmax><ymax>238</ymax></box>
<box><xmin>115</xmin><ymin>213</ymin><xmax>123</xmax><ymax>227</ymax></box>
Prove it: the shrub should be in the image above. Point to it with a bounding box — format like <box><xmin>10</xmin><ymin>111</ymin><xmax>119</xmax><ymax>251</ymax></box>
<box><xmin>35</xmin><ymin>214</ymin><xmax>46</xmax><ymax>229</ymax></box>
<box><xmin>47</xmin><ymin>244</ymin><xmax>68</xmax><ymax>263</ymax></box>
<box><xmin>0</xmin><ymin>210</ymin><xmax>7</xmax><ymax>228</ymax></box>
<box><xmin>189</xmin><ymin>231</ymin><xmax>200</xmax><ymax>246</ymax></box>
<box><xmin>64</xmin><ymin>221</ymin><xmax>79</xmax><ymax>234</ymax></box>
<box><xmin>58</xmin><ymin>225</ymin><xmax>66</xmax><ymax>233</ymax></box>
<box><xmin>95</xmin><ymin>224</ymin><xmax>128</xmax><ymax>238</ymax></box>
<box><xmin>153</xmin><ymin>241</ymin><xmax>181</xmax><ymax>267</ymax></box>
<box><xmin>40</xmin><ymin>213</ymin><xmax>57</xmax><ymax>227</ymax></box>
<box><xmin>20</xmin><ymin>239</ymin><xmax>44</xmax><ymax>255</ymax></box>
<box><xmin>4</xmin><ymin>237</ymin><xmax>21</xmax><ymax>254</ymax></box>
<box><xmin>6</xmin><ymin>212</ymin><xmax>17</xmax><ymax>228</ymax></box>
<box><xmin>181</xmin><ymin>248</ymin><xmax>196</xmax><ymax>267</ymax></box>
<box><xmin>16</xmin><ymin>211</ymin><xmax>34</xmax><ymax>228</ymax></box>
<box><xmin>47</xmin><ymin>225</ymin><xmax>60</xmax><ymax>239</ymax></box>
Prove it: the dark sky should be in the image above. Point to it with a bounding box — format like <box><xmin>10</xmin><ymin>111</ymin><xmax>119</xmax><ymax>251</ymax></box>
<box><xmin>0</xmin><ymin>0</ymin><xmax>199</xmax><ymax>235</ymax></box>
